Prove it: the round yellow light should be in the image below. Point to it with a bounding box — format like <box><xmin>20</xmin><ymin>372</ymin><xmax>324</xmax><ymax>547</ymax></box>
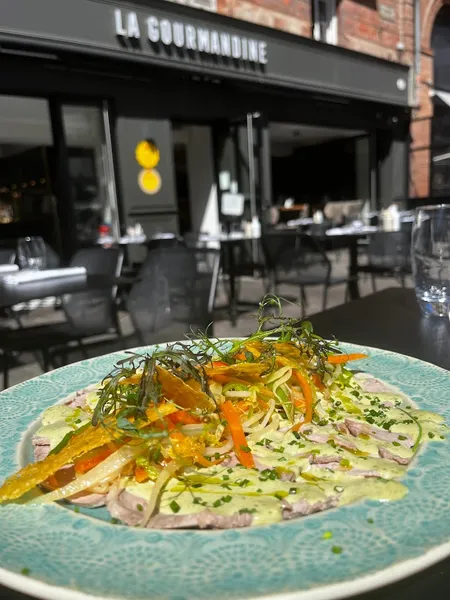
<box><xmin>135</xmin><ymin>140</ymin><xmax>160</xmax><ymax>169</ymax></box>
<box><xmin>138</xmin><ymin>169</ymin><xmax>162</xmax><ymax>195</ymax></box>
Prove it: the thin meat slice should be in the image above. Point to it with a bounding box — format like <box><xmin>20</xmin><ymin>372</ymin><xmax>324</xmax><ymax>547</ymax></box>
<box><xmin>378</xmin><ymin>447</ymin><xmax>411</xmax><ymax>465</ymax></box>
<box><xmin>345</xmin><ymin>419</ymin><xmax>413</xmax><ymax>448</ymax></box>
<box><xmin>106</xmin><ymin>486</ymin><xmax>253</xmax><ymax>529</ymax></box>
<box><xmin>282</xmin><ymin>496</ymin><xmax>338</xmax><ymax>519</ymax></box>
<box><xmin>310</xmin><ymin>454</ymin><xmax>341</xmax><ymax>465</ymax></box>
<box><xmin>33</xmin><ymin>436</ymin><xmax>51</xmax><ymax>462</ymax></box>
<box><xmin>147</xmin><ymin>511</ymin><xmax>253</xmax><ymax>529</ymax></box>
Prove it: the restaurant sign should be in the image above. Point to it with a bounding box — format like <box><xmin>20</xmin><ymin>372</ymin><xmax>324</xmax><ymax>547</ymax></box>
<box><xmin>114</xmin><ymin>9</ymin><xmax>268</xmax><ymax>65</ymax></box>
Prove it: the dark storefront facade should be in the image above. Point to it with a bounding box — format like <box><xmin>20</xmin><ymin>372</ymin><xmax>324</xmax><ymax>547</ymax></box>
<box><xmin>0</xmin><ymin>0</ymin><xmax>411</xmax><ymax>260</ymax></box>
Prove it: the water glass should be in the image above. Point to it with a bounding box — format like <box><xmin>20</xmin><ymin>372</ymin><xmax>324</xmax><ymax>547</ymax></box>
<box><xmin>411</xmin><ymin>205</ymin><xmax>450</xmax><ymax>317</ymax></box>
<box><xmin>17</xmin><ymin>236</ymin><xmax>47</xmax><ymax>270</ymax></box>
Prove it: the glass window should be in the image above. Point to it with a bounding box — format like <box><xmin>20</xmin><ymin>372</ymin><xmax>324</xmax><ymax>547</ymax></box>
<box><xmin>61</xmin><ymin>104</ymin><xmax>119</xmax><ymax>244</ymax></box>
<box><xmin>313</xmin><ymin>0</ymin><xmax>337</xmax><ymax>45</ymax></box>
<box><xmin>0</xmin><ymin>95</ymin><xmax>57</xmax><ymax>244</ymax></box>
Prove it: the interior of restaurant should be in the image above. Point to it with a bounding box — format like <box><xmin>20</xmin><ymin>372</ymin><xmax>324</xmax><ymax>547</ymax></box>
<box><xmin>269</xmin><ymin>122</ymin><xmax>367</xmax><ymax>208</ymax></box>
<box><xmin>0</xmin><ymin>95</ymin><xmax>119</xmax><ymax>254</ymax></box>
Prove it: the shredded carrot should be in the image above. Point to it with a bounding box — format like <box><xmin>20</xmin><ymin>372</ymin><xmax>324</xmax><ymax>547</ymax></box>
<box><xmin>168</xmin><ymin>410</ymin><xmax>200</xmax><ymax>426</ymax></box>
<box><xmin>220</xmin><ymin>400</ymin><xmax>255</xmax><ymax>468</ymax></box>
<box><xmin>311</xmin><ymin>373</ymin><xmax>325</xmax><ymax>391</ymax></box>
<box><xmin>74</xmin><ymin>446</ymin><xmax>116</xmax><ymax>475</ymax></box>
<box><xmin>327</xmin><ymin>353</ymin><xmax>368</xmax><ymax>364</ymax></box>
<box><xmin>211</xmin><ymin>361</ymin><xmax>228</xmax><ymax>368</ymax></box>
<box><xmin>194</xmin><ymin>455</ymin><xmax>224</xmax><ymax>468</ymax></box>
<box><xmin>293</xmin><ymin>370</ymin><xmax>313</xmax><ymax>425</ymax></box>
<box><xmin>134</xmin><ymin>465</ymin><xmax>149</xmax><ymax>483</ymax></box>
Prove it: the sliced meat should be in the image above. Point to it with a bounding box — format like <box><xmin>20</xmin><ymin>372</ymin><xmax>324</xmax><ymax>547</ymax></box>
<box><xmin>347</xmin><ymin>469</ymin><xmax>382</xmax><ymax>478</ymax></box>
<box><xmin>65</xmin><ymin>385</ymin><xmax>97</xmax><ymax>409</ymax></box>
<box><xmin>33</xmin><ymin>436</ymin><xmax>51</xmax><ymax>462</ymax></box>
<box><xmin>345</xmin><ymin>419</ymin><xmax>413</xmax><ymax>448</ymax></box>
<box><xmin>334</xmin><ymin>422</ymin><xmax>349</xmax><ymax>435</ymax></box>
<box><xmin>355</xmin><ymin>375</ymin><xmax>392</xmax><ymax>393</ymax></box>
<box><xmin>378</xmin><ymin>447</ymin><xmax>411</xmax><ymax>466</ymax></box>
<box><xmin>282</xmin><ymin>495</ymin><xmax>338</xmax><ymax>519</ymax></box>
<box><xmin>69</xmin><ymin>492</ymin><xmax>107</xmax><ymax>507</ymax></box>
<box><xmin>106</xmin><ymin>486</ymin><xmax>253</xmax><ymax>529</ymax></box>
<box><xmin>304</xmin><ymin>432</ymin><xmax>329</xmax><ymax>444</ymax></box>
<box><xmin>279</xmin><ymin>470</ymin><xmax>296</xmax><ymax>482</ymax></box>
<box><xmin>310</xmin><ymin>454</ymin><xmax>341</xmax><ymax>465</ymax></box>
<box><xmin>147</xmin><ymin>510</ymin><xmax>253</xmax><ymax>529</ymax></box>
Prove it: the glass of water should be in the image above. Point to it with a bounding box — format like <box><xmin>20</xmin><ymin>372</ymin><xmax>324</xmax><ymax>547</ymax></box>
<box><xmin>411</xmin><ymin>205</ymin><xmax>450</xmax><ymax>317</ymax></box>
<box><xmin>17</xmin><ymin>236</ymin><xmax>47</xmax><ymax>270</ymax></box>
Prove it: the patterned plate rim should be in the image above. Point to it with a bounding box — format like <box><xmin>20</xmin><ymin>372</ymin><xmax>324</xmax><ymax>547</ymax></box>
<box><xmin>0</xmin><ymin>341</ymin><xmax>449</xmax><ymax>600</ymax></box>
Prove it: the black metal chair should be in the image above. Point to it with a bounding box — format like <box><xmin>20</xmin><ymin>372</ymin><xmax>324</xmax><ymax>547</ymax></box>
<box><xmin>358</xmin><ymin>230</ymin><xmax>411</xmax><ymax>291</ymax></box>
<box><xmin>0</xmin><ymin>248</ymin><xmax>16</xmax><ymax>265</ymax></box>
<box><xmin>261</xmin><ymin>231</ymin><xmax>350</xmax><ymax>318</ymax></box>
<box><xmin>0</xmin><ymin>247</ymin><xmax>124</xmax><ymax>389</ymax></box>
<box><xmin>126</xmin><ymin>246</ymin><xmax>220</xmax><ymax>345</ymax></box>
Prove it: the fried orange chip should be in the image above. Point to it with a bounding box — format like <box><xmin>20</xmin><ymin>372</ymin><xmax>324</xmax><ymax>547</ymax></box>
<box><xmin>0</xmin><ymin>403</ymin><xmax>178</xmax><ymax>504</ymax></box>
<box><xmin>156</xmin><ymin>366</ymin><xmax>215</xmax><ymax>412</ymax></box>
<box><xmin>205</xmin><ymin>362</ymin><xmax>267</xmax><ymax>381</ymax></box>
<box><xmin>0</xmin><ymin>425</ymin><xmax>113</xmax><ymax>503</ymax></box>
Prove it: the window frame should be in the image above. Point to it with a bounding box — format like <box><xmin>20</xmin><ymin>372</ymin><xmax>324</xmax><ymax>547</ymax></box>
<box><xmin>313</xmin><ymin>0</ymin><xmax>338</xmax><ymax>46</ymax></box>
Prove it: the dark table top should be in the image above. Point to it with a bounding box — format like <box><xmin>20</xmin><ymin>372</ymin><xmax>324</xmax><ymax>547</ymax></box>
<box><xmin>310</xmin><ymin>287</ymin><xmax>450</xmax><ymax>371</ymax></box>
<box><xmin>309</xmin><ymin>287</ymin><xmax>450</xmax><ymax>600</ymax></box>
<box><xmin>2</xmin><ymin>287</ymin><xmax>450</xmax><ymax>600</ymax></box>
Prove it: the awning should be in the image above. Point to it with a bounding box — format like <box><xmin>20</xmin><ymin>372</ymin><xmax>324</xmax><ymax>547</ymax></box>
<box><xmin>430</xmin><ymin>89</ymin><xmax>450</xmax><ymax>106</ymax></box>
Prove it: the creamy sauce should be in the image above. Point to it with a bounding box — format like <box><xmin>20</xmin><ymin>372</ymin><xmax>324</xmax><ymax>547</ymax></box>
<box><xmin>116</xmin><ymin>374</ymin><xmax>445</xmax><ymax>525</ymax></box>
<box><xmin>35</xmin><ymin>405</ymin><xmax>91</xmax><ymax>449</ymax></box>
<box><xmin>34</xmin><ymin>374</ymin><xmax>446</xmax><ymax>526</ymax></box>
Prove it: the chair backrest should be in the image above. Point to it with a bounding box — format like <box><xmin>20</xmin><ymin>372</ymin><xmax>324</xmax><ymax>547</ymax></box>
<box><xmin>61</xmin><ymin>247</ymin><xmax>124</xmax><ymax>336</ymax></box>
<box><xmin>367</xmin><ymin>231</ymin><xmax>411</xmax><ymax>270</ymax></box>
<box><xmin>45</xmin><ymin>243</ymin><xmax>61</xmax><ymax>269</ymax></box>
<box><xmin>127</xmin><ymin>247</ymin><xmax>220</xmax><ymax>345</ymax></box>
<box><xmin>0</xmin><ymin>248</ymin><xmax>16</xmax><ymax>265</ymax></box>
<box><xmin>262</xmin><ymin>232</ymin><xmax>330</xmax><ymax>285</ymax></box>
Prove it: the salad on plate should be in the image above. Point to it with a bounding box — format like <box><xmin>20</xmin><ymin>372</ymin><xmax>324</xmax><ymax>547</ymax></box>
<box><xmin>0</xmin><ymin>296</ymin><xmax>446</xmax><ymax>529</ymax></box>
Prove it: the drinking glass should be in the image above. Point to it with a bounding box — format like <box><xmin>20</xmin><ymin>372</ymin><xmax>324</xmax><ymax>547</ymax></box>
<box><xmin>411</xmin><ymin>205</ymin><xmax>450</xmax><ymax>317</ymax></box>
<box><xmin>17</xmin><ymin>236</ymin><xmax>47</xmax><ymax>270</ymax></box>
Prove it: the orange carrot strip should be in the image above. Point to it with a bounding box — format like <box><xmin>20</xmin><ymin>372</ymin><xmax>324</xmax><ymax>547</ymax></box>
<box><xmin>293</xmin><ymin>370</ymin><xmax>313</xmax><ymax>424</ymax></box>
<box><xmin>74</xmin><ymin>446</ymin><xmax>115</xmax><ymax>475</ymax></box>
<box><xmin>194</xmin><ymin>455</ymin><xmax>224</xmax><ymax>468</ymax></box>
<box><xmin>168</xmin><ymin>410</ymin><xmax>200</xmax><ymax>426</ymax></box>
<box><xmin>134</xmin><ymin>465</ymin><xmax>149</xmax><ymax>483</ymax></box>
<box><xmin>211</xmin><ymin>361</ymin><xmax>228</xmax><ymax>368</ymax></box>
<box><xmin>311</xmin><ymin>373</ymin><xmax>325</xmax><ymax>391</ymax></box>
<box><xmin>327</xmin><ymin>353</ymin><xmax>368</xmax><ymax>364</ymax></box>
<box><xmin>220</xmin><ymin>400</ymin><xmax>255</xmax><ymax>468</ymax></box>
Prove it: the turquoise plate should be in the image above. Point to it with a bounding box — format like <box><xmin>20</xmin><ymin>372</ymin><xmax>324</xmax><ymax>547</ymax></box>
<box><xmin>0</xmin><ymin>342</ymin><xmax>450</xmax><ymax>600</ymax></box>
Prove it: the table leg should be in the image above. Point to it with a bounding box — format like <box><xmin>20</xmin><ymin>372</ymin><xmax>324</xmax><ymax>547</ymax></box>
<box><xmin>348</xmin><ymin>238</ymin><xmax>360</xmax><ymax>300</ymax></box>
<box><xmin>227</xmin><ymin>243</ymin><xmax>237</xmax><ymax>327</ymax></box>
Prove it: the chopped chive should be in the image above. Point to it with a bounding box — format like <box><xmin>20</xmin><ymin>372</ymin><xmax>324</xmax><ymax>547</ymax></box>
<box><xmin>21</xmin><ymin>568</ymin><xmax>30</xmax><ymax>576</ymax></box>
<box><xmin>110</xmin><ymin>518</ymin><xmax>119</xmax><ymax>524</ymax></box>
<box><xmin>170</xmin><ymin>500</ymin><xmax>181</xmax><ymax>513</ymax></box>
<box><xmin>332</xmin><ymin>546</ymin><xmax>343</xmax><ymax>554</ymax></box>
<box><xmin>367</xmin><ymin>518</ymin><xmax>374</xmax><ymax>524</ymax></box>
<box><xmin>428</xmin><ymin>432</ymin><xmax>435</xmax><ymax>439</ymax></box>
<box><xmin>73</xmin><ymin>506</ymin><xmax>80</xmax><ymax>513</ymax></box>
<box><xmin>136</xmin><ymin>503</ymin><xmax>143</xmax><ymax>512</ymax></box>
<box><xmin>322</xmin><ymin>531</ymin><xmax>333</xmax><ymax>540</ymax></box>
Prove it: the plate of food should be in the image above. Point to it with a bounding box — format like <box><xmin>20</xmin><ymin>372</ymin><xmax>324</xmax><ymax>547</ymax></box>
<box><xmin>0</xmin><ymin>297</ymin><xmax>449</xmax><ymax>600</ymax></box>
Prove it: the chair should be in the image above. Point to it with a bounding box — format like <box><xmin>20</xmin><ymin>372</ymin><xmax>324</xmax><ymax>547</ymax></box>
<box><xmin>261</xmin><ymin>232</ymin><xmax>351</xmax><ymax>318</ymax></box>
<box><xmin>126</xmin><ymin>246</ymin><xmax>220</xmax><ymax>345</ymax></box>
<box><xmin>358</xmin><ymin>230</ymin><xmax>411</xmax><ymax>291</ymax></box>
<box><xmin>0</xmin><ymin>247</ymin><xmax>124</xmax><ymax>389</ymax></box>
<box><xmin>0</xmin><ymin>248</ymin><xmax>16</xmax><ymax>265</ymax></box>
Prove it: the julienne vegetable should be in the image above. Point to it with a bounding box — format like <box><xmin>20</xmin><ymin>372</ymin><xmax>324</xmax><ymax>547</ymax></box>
<box><xmin>0</xmin><ymin>295</ymin><xmax>446</xmax><ymax>530</ymax></box>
